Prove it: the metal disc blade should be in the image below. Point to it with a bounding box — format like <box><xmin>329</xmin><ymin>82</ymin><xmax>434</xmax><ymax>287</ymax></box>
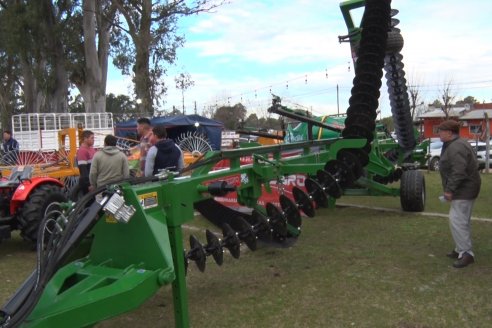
<box><xmin>266</xmin><ymin>203</ymin><xmax>287</xmax><ymax>237</ymax></box>
<box><xmin>189</xmin><ymin>235</ymin><xmax>206</xmax><ymax>272</ymax></box>
<box><xmin>206</xmin><ymin>229</ymin><xmax>223</xmax><ymax>266</ymax></box>
<box><xmin>221</xmin><ymin>223</ymin><xmax>241</xmax><ymax>259</ymax></box>
<box><xmin>279</xmin><ymin>195</ymin><xmax>302</xmax><ymax>228</ymax></box>
<box><xmin>316</xmin><ymin>170</ymin><xmax>342</xmax><ymax>199</ymax></box>
<box><xmin>305</xmin><ymin>178</ymin><xmax>329</xmax><ymax>208</ymax></box>
<box><xmin>292</xmin><ymin>186</ymin><xmax>315</xmax><ymax>218</ymax></box>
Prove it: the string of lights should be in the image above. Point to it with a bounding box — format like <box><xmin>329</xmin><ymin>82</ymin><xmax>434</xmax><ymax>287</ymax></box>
<box><xmin>156</xmin><ymin>67</ymin><xmax>492</xmax><ymax>114</ymax></box>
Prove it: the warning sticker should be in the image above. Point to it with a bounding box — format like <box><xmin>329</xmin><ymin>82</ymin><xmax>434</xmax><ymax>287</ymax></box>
<box><xmin>105</xmin><ymin>215</ymin><xmax>118</xmax><ymax>224</ymax></box>
<box><xmin>138</xmin><ymin>192</ymin><xmax>158</xmax><ymax>209</ymax></box>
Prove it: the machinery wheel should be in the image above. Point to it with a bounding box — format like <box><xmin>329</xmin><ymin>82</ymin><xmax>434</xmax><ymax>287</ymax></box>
<box><xmin>18</xmin><ymin>184</ymin><xmax>67</xmax><ymax>243</ymax></box>
<box><xmin>177</xmin><ymin>131</ymin><xmax>213</xmax><ymax>155</ymax></box>
<box><xmin>400</xmin><ymin>170</ymin><xmax>425</xmax><ymax>212</ymax></box>
<box><xmin>430</xmin><ymin>157</ymin><xmax>440</xmax><ymax>171</ymax></box>
<box><xmin>60</xmin><ymin>175</ymin><xmax>79</xmax><ymax>196</ymax></box>
<box><xmin>69</xmin><ymin>183</ymin><xmax>85</xmax><ymax>202</ymax></box>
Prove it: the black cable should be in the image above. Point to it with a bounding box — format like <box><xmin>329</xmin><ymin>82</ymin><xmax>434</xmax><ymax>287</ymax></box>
<box><xmin>1</xmin><ymin>172</ymin><xmax>180</xmax><ymax>327</ymax></box>
<box><xmin>0</xmin><ymin>183</ymin><xmax>114</xmax><ymax>327</ymax></box>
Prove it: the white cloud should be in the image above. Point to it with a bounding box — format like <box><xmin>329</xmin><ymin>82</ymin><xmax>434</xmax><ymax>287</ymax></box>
<box><xmin>108</xmin><ymin>0</ymin><xmax>492</xmax><ymax>117</ymax></box>
<box><xmin>186</xmin><ymin>0</ymin><xmax>347</xmax><ymax>64</ymax></box>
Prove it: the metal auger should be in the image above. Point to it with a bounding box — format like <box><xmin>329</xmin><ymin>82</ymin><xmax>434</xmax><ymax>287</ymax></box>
<box><xmin>337</xmin><ymin>149</ymin><xmax>364</xmax><ymax>180</ymax></box>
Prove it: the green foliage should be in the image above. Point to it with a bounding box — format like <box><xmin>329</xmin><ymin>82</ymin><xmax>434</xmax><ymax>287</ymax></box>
<box><xmin>68</xmin><ymin>94</ymin><xmax>85</xmax><ymax>113</ymax></box>
<box><xmin>242</xmin><ymin>113</ymin><xmax>283</xmax><ymax>131</ymax></box>
<box><xmin>110</xmin><ymin>1</ymin><xmax>186</xmax><ymax>109</ymax></box>
<box><xmin>213</xmin><ymin>103</ymin><xmax>248</xmax><ymax>130</ymax></box>
<box><xmin>456</xmin><ymin>95</ymin><xmax>479</xmax><ymax>107</ymax></box>
<box><xmin>379</xmin><ymin>116</ymin><xmax>394</xmax><ymax>132</ymax></box>
<box><xmin>429</xmin><ymin>99</ymin><xmax>443</xmax><ymax>108</ymax></box>
<box><xmin>244</xmin><ymin>113</ymin><xmax>259</xmax><ymax>128</ymax></box>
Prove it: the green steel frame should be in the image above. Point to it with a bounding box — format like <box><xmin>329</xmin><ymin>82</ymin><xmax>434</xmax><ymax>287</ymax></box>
<box><xmin>20</xmin><ymin>137</ymin><xmax>402</xmax><ymax>328</ymax></box>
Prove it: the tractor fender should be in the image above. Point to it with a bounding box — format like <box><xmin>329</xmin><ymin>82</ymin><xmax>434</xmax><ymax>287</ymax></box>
<box><xmin>10</xmin><ymin>177</ymin><xmax>64</xmax><ymax>214</ymax></box>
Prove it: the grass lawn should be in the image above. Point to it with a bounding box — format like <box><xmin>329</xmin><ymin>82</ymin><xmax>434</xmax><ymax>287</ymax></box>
<box><xmin>1</xmin><ymin>171</ymin><xmax>492</xmax><ymax>327</ymax></box>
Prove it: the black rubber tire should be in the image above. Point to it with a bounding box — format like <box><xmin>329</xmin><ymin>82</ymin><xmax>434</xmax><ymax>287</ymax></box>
<box><xmin>69</xmin><ymin>183</ymin><xmax>85</xmax><ymax>202</ymax></box>
<box><xmin>430</xmin><ymin>157</ymin><xmax>440</xmax><ymax>171</ymax></box>
<box><xmin>400</xmin><ymin>170</ymin><xmax>425</xmax><ymax>212</ymax></box>
<box><xmin>18</xmin><ymin>184</ymin><xmax>67</xmax><ymax>242</ymax></box>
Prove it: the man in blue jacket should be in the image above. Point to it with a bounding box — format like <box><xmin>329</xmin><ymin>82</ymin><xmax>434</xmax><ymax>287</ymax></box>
<box><xmin>144</xmin><ymin>125</ymin><xmax>184</xmax><ymax>177</ymax></box>
<box><xmin>2</xmin><ymin>130</ymin><xmax>19</xmax><ymax>163</ymax></box>
<box><xmin>2</xmin><ymin>130</ymin><xmax>19</xmax><ymax>153</ymax></box>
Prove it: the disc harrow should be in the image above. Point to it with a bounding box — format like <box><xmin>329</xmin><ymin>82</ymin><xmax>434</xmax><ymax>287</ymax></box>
<box><xmin>0</xmin><ymin>2</ymin><xmax>425</xmax><ymax>328</ymax></box>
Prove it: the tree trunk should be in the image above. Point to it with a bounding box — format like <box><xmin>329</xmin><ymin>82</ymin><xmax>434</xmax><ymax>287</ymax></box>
<box><xmin>40</xmin><ymin>0</ymin><xmax>69</xmax><ymax>113</ymax></box>
<box><xmin>79</xmin><ymin>85</ymin><xmax>106</xmax><ymax>113</ymax></box>
<box><xmin>0</xmin><ymin>56</ymin><xmax>15</xmax><ymax>129</ymax></box>
<box><xmin>20</xmin><ymin>58</ymin><xmax>44</xmax><ymax>113</ymax></box>
<box><xmin>76</xmin><ymin>0</ymin><xmax>114</xmax><ymax>113</ymax></box>
<box><xmin>133</xmin><ymin>0</ymin><xmax>153</xmax><ymax>117</ymax></box>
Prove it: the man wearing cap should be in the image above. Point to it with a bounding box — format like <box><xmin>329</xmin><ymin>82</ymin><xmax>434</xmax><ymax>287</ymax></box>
<box><xmin>438</xmin><ymin>119</ymin><xmax>481</xmax><ymax>268</ymax></box>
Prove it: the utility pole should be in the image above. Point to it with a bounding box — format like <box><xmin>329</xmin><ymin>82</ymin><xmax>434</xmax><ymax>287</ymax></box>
<box><xmin>194</xmin><ymin>101</ymin><xmax>197</xmax><ymax>115</ymax></box>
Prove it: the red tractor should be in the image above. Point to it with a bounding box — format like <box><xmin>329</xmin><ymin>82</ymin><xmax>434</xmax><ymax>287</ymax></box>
<box><xmin>0</xmin><ymin>166</ymin><xmax>67</xmax><ymax>244</ymax></box>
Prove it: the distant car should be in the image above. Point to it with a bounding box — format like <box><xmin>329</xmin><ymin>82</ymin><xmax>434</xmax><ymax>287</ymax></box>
<box><xmin>427</xmin><ymin>140</ymin><xmax>488</xmax><ymax>171</ymax></box>
<box><xmin>474</xmin><ymin>141</ymin><xmax>492</xmax><ymax>168</ymax></box>
<box><xmin>427</xmin><ymin>141</ymin><xmax>443</xmax><ymax>171</ymax></box>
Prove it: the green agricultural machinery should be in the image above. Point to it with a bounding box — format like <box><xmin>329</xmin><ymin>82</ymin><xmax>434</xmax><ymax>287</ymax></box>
<box><xmin>0</xmin><ymin>0</ymin><xmax>427</xmax><ymax>327</ymax></box>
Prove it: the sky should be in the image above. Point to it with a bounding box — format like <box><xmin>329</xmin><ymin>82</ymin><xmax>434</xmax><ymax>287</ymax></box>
<box><xmin>106</xmin><ymin>0</ymin><xmax>492</xmax><ymax>119</ymax></box>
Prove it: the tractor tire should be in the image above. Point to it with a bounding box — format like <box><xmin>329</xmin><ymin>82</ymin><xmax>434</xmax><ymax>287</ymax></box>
<box><xmin>400</xmin><ymin>170</ymin><xmax>425</xmax><ymax>212</ymax></box>
<box><xmin>69</xmin><ymin>183</ymin><xmax>85</xmax><ymax>202</ymax></box>
<box><xmin>18</xmin><ymin>184</ymin><xmax>67</xmax><ymax>243</ymax></box>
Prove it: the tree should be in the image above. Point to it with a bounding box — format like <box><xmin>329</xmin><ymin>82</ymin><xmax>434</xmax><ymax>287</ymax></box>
<box><xmin>0</xmin><ymin>9</ymin><xmax>21</xmax><ymax>130</ymax></box>
<box><xmin>429</xmin><ymin>99</ymin><xmax>443</xmax><ymax>108</ymax></box>
<box><xmin>407</xmin><ymin>75</ymin><xmax>423</xmax><ymax>120</ymax></box>
<box><xmin>456</xmin><ymin>96</ymin><xmax>478</xmax><ymax>107</ymax></box>
<box><xmin>380</xmin><ymin>116</ymin><xmax>394</xmax><ymax>132</ymax></box>
<box><xmin>69</xmin><ymin>0</ymin><xmax>118</xmax><ymax>113</ymax></box>
<box><xmin>111</xmin><ymin>0</ymin><xmax>225</xmax><ymax>115</ymax></box>
<box><xmin>244</xmin><ymin>113</ymin><xmax>260</xmax><ymax>128</ymax></box>
<box><xmin>106</xmin><ymin>93</ymin><xmax>137</xmax><ymax>122</ymax></box>
<box><xmin>213</xmin><ymin>103</ymin><xmax>247</xmax><ymax>130</ymax></box>
<box><xmin>0</xmin><ymin>54</ymin><xmax>21</xmax><ymax>130</ymax></box>
<box><xmin>438</xmin><ymin>80</ymin><xmax>457</xmax><ymax>119</ymax></box>
<box><xmin>263</xmin><ymin>117</ymin><xmax>282</xmax><ymax>130</ymax></box>
<box><xmin>0</xmin><ymin>1</ymin><xmax>71</xmax><ymax>113</ymax></box>
<box><xmin>202</xmin><ymin>105</ymin><xmax>216</xmax><ymax>118</ymax></box>
<box><xmin>174</xmin><ymin>72</ymin><xmax>194</xmax><ymax>115</ymax></box>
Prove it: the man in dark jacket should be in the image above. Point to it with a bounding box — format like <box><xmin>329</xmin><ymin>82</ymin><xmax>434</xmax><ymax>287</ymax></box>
<box><xmin>2</xmin><ymin>130</ymin><xmax>19</xmax><ymax>152</ymax></box>
<box><xmin>2</xmin><ymin>130</ymin><xmax>19</xmax><ymax>163</ymax></box>
<box><xmin>438</xmin><ymin>120</ymin><xmax>481</xmax><ymax>268</ymax></box>
<box><xmin>144</xmin><ymin>125</ymin><xmax>184</xmax><ymax>177</ymax></box>
<box><xmin>76</xmin><ymin>130</ymin><xmax>96</xmax><ymax>195</ymax></box>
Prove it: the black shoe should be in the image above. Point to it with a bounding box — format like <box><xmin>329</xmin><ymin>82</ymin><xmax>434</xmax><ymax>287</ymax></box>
<box><xmin>446</xmin><ymin>250</ymin><xmax>459</xmax><ymax>259</ymax></box>
<box><xmin>453</xmin><ymin>253</ymin><xmax>475</xmax><ymax>268</ymax></box>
